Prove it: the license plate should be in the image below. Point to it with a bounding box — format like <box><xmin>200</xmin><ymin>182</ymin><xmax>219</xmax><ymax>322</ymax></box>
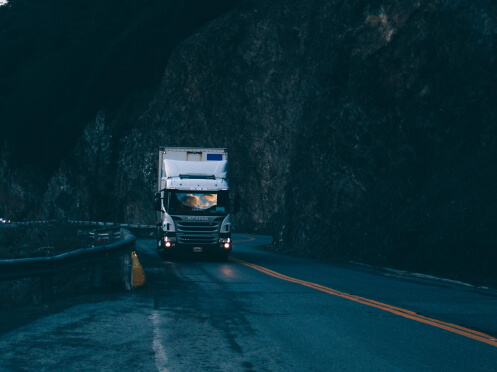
<box><xmin>193</xmin><ymin>247</ymin><xmax>203</xmax><ymax>253</ymax></box>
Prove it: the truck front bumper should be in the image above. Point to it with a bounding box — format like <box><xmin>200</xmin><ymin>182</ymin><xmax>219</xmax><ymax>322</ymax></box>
<box><xmin>157</xmin><ymin>241</ymin><xmax>232</xmax><ymax>257</ymax></box>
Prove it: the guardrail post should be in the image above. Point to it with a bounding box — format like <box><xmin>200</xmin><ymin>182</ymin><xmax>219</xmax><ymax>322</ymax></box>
<box><xmin>122</xmin><ymin>252</ymin><xmax>133</xmax><ymax>291</ymax></box>
<box><xmin>41</xmin><ymin>274</ymin><xmax>53</xmax><ymax>303</ymax></box>
<box><xmin>92</xmin><ymin>261</ymin><xmax>103</xmax><ymax>288</ymax></box>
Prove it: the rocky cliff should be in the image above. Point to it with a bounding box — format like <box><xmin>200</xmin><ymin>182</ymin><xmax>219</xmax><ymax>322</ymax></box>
<box><xmin>2</xmin><ymin>0</ymin><xmax>497</xmax><ymax>286</ymax></box>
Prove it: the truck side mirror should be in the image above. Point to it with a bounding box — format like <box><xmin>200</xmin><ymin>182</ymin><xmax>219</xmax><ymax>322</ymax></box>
<box><xmin>233</xmin><ymin>194</ymin><xmax>240</xmax><ymax>214</ymax></box>
<box><xmin>154</xmin><ymin>192</ymin><xmax>162</xmax><ymax>211</ymax></box>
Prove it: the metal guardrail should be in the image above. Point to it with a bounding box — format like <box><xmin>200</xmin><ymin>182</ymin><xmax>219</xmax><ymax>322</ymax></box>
<box><xmin>89</xmin><ymin>227</ymin><xmax>122</xmax><ymax>242</ymax></box>
<box><xmin>4</xmin><ymin>220</ymin><xmax>155</xmax><ymax>228</ymax></box>
<box><xmin>0</xmin><ymin>228</ymin><xmax>136</xmax><ymax>303</ymax></box>
<box><xmin>68</xmin><ymin>220</ymin><xmax>155</xmax><ymax>229</ymax></box>
<box><xmin>12</xmin><ymin>220</ymin><xmax>57</xmax><ymax>226</ymax></box>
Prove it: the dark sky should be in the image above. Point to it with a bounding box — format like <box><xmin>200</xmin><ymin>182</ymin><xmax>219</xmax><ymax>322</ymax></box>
<box><xmin>0</xmin><ymin>0</ymin><xmax>241</xmax><ymax>171</ymax></box>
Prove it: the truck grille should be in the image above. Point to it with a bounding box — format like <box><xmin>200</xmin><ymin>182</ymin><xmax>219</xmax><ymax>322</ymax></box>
<box><xmin>173</xmin><ymin>217</ymin><xmax>223</xmax><ymax>245</ymax></box>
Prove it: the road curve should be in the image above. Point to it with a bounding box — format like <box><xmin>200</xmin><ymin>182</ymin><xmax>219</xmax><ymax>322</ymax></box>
<box><xmin>0</xmin><ymin>234</ymin><xmax>496</xmax><ymax>371</ymax></box>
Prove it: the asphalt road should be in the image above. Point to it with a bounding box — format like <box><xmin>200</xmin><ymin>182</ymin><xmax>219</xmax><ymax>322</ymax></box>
<box><xmin>0</xmin><ymin>234</ymin><xmax>496</xmax><ymax>371</ymax></box>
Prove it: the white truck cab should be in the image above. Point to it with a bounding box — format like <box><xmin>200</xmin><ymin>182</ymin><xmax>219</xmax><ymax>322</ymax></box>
<box><xmin>155</xmin><ymin>147</ymin><xmax>237</xmax><ymax>260</ymax></box>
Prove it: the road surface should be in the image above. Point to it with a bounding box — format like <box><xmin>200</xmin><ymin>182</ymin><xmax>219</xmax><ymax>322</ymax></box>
<box><xmin>0</xmin><ymin>234</ymin><xmax>496</xmax><ymax>371</ymax></box>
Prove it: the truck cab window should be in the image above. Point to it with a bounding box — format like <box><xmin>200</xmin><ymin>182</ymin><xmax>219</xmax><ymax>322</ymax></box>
<box><xmin>168</xmin><ymin>191</ymin><xmax>230</xmax><ymax>215</ymax></box>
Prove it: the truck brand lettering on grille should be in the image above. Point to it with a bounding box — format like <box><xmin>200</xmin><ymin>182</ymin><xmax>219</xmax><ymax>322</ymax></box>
<box><xmin>187</xmin><ymin>216</ymin><xmax>209</xmax><ymax>221</ymax></box>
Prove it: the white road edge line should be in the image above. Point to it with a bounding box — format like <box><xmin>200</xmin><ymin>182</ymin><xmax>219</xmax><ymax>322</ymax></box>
<box><xmin>151</xmin><ymin>310</ymin><xmax>169</xmax><ymax>372</ymax></box>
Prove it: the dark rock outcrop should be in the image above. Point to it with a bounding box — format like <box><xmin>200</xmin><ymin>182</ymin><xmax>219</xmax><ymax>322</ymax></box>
<box><xmin>0</xmin><ymin>143</ymin><xmax>47</xmax><ymax>220</ymax></box>
<box><xmin>2</xmin><ymin>0</ymin><xmax>497</xmax><ymax>286</ymax></box>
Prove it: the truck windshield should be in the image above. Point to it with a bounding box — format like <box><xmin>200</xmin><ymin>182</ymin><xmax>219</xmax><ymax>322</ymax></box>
<box><xmin>167</xmin><ymin>190</ymin><xmax>230</xmax><ymax>216</ymax></box>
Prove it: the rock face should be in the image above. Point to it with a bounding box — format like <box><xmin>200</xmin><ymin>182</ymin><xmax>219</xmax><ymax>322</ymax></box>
<box><xmin>3</xmin><ymin>0</ymin><xmax>497</xmax><ymax>285</ymax></box>
<box><xmin>0</xmin><ymin>143</ymin><xmax>47</xmax><ymax>220</ymax></box>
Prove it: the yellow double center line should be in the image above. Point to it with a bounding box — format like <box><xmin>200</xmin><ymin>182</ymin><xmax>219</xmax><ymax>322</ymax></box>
<box><xmin>230</xmin><ymin>256</ymin><xmax>497</xmax><ymax>348</ymax></box>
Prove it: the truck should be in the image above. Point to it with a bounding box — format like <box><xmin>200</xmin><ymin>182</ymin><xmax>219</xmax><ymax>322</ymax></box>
<box><xmin>154</xmin><ymin>147</ymin><xmax>238</xmax><ymax>260</ymax></box>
